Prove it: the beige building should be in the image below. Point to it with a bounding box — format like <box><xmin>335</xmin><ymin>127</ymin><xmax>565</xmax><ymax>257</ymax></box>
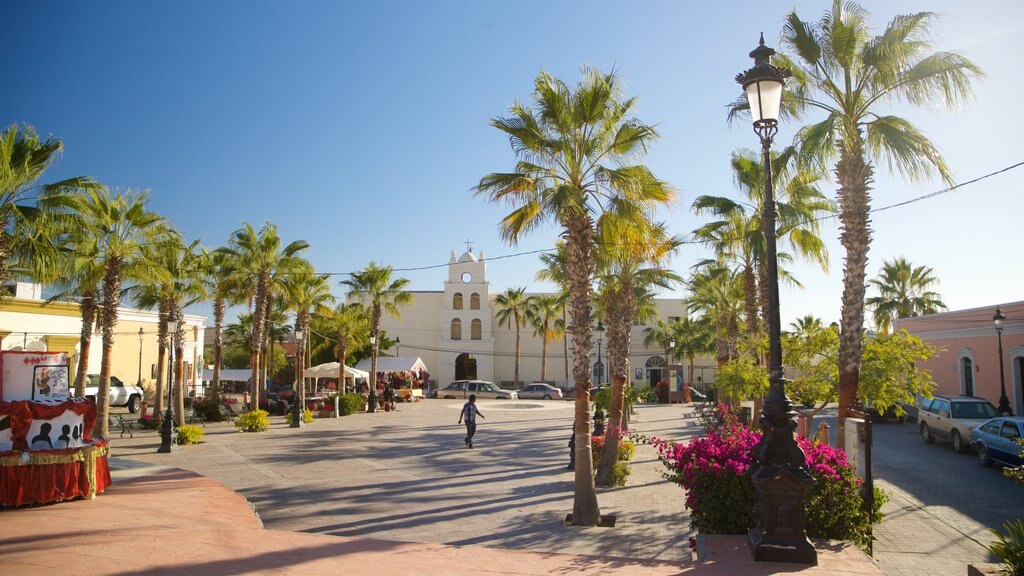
<box><xmin>366</xmin><ymin>249</ymin><xmax>717</xmax><ymax>390</ymax></box>
<box><xmin>0</xmin><ymin>282</ymin><xmax>206</xmax><ymax>402</ymax></box>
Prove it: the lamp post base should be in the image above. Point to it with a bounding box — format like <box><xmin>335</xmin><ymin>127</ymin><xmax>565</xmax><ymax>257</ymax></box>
<box><xmin>747</xmin><ymin>465</ymin><xmax>817</xmax><ymax>565</ymax></box>
<box><xmin>157</xmin><ymin>411</ymin><xmax>178</xmax><ymax>453</ymax></box>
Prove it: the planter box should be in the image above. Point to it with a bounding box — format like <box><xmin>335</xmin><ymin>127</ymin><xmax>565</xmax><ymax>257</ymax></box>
<box><xmin>318</xmin><ymin>410</ymin><xmax>334</xmax><ymax>418</ymax></box>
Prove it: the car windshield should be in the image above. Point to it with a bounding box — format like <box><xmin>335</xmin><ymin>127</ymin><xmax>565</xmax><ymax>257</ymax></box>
<box><xmin>951</xmin><ymin>401</ymin><xmax>998</xmax><ymax>419</ymax></box>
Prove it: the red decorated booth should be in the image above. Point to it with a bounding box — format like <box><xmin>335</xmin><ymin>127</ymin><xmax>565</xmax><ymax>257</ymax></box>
<box><xmin>0</xmin><ymin>351</ymin><xmax>111</xmax><ymax>506</ymax></box>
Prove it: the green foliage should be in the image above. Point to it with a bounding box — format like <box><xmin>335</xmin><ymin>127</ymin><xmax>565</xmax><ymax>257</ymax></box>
<box><xmin>784</xmin><ymin>323</ymin><xmax>839</xmax><ymax>407</ymax></box>
<box><xmin>234</xmin><ymin>410</ymin><xmax>270</xmax><ymax>432</ymax></box>
<box><xmin>858</xmin><ymin>330</ymin><xmax>938</xmax><ymax>419</ymax></box>
<box><xmin>176</xmin><ymin>424</ymin><xmax>205</xmax><ymax>445</ymax></box>
<box><xmin>284</xmin><ymin>408</ymin><xmax>315</xmax><ymax>424</ymax></box>
<box><xmin>137</xmin><ymin>414</ymin><xmax>161</xmax><ymax>430</ymax></box>
<box><xmin>607</xmin><ymin>461</ymin><xmax>631</xmax><ymax>487</ymax></box>
<box><xmin>220</xmin><ymin>342</ymin><xmax>252</xmax><ymax>370</ymax></box>
<box><xmin>337</xmin><ymin>393</ymin><xmax>366</xmax><ymax>416</ymax></box>
<box><xmin>713</xmin><ymin>356</ymin><xmax>768</xmax><ymax>403</ymax></box>
<box><xmin>989</xmin><ymin>519</ymin><xmax>1024</xmax><ymax>576</ymax></box>
<box><xmin>631</xmin><ymin>384</ymin><xmax>657</xmax><ymax>403</ymax></box>
<box><xmin>191</xmin><ymin>397</ymin><xmax>233</xmax><ymax>422</ymax></box>
<box><xmin>592</xmin><ymin>387</ymin><xmax>610</xmax><ymax>412</ymax></box>
<box><xmin>1005</xmin><ymin>439</ymin><xmax>1024</xmax><ymax>485</ymax></box>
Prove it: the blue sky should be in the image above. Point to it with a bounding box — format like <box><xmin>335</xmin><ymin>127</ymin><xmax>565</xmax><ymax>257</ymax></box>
<box><xmin>5</xmin><ymin>1</ymin><xmax>1022</xmax><ymax>328</ymax></box>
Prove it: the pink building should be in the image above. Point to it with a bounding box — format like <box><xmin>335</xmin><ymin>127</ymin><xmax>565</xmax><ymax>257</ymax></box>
<box><xmin>896</xmin><ymin>302</ymin><xmax>1024</xmax><ymax>415</ymax></box>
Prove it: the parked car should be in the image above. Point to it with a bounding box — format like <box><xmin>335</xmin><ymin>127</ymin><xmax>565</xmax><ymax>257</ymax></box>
<box><xmin>84</xmin><ymin>375</ymin><xmax>144</xmax><ymax>413</ymax></box>
<box><xmin>971</xmin><ymin>417</ymin><xmax>1024</xmax><ymax>467</ymax></box>
<box><xmin>864</xmin><ymin>399</ymin><xmax>908</xmax><ymax>423</ymax></box>
<box><xmin>517</xmin><ymin>383</ymin><xmax>562</xmax><ymax>400</ymax></box>
<box><xmin>918</xmin><ymin>395</ymin><xmax>999</xmax><ymax>453</ymax></box>
<box><xmin>435</xmin><ymin>380</ymin><xmax>517</xmax><ymax>400</ymax></box>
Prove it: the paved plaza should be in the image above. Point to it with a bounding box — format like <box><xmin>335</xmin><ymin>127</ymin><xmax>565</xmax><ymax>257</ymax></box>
<box><xmin>4</xmin><ymin>398</ymin><xmax>1012</xmax><ymax>575</ymax></box>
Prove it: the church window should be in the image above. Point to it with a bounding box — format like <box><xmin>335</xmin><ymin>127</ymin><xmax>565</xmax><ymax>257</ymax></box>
<box><xmin>453</xmin><ymin>293</ymin><xmax>464</xmax><ymax>310</ymax></box>
<box><xmin>450</xmin><ymin>319</ymin><xmax>462</xmax><ymax>340</ymax></box>
<box><xmin>470</xmin><ymin>293</ymin><xmax>481</xmax><ymax>310</ymax></box>
<box><xmin>471</xmin><ymin>319</ymin><xmax>482</xmax><ymax>340</ymax></box>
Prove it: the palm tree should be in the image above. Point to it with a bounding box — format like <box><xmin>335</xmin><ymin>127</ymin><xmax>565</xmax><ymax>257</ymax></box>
<box><xmin>199</xmin><ymin>246</ymin><xmax>243</xmax><ymax>403</ymax></box>
<box><xmin>669</xmin><ymin>315</ymin><xmax>713</xmax><ymax>399</ymax></box>
<box><xmin>788</xmin><ymin>314</ymin><xmax>824</xmax><ymax>335</ymax></box>
<box><xmin>866</xmin><ymin>256</ymin><xmax>945</xmax><ymax>334</ymax></box>
<box><xmin>536</xmin><ymin>242</ymin><xmax>571</xmax><ymax>385</ymax></box>
<box><xmin>341</xmin><ymin>262</ymin><xmax>412</xmax><ymax>413</ymax></box>
<box><xmin>687</xmin><ymin>266</ymin><xmax>744</xmax><ymax>368</ymax></box>
<box><xmin>282</xmin><ymin>267</ymin><xmax>335</xmax><ymax>410</ymax></box>
<box><xmin>312</xmin><ymin>303</ymin><xmax>369</xmax><ymax>394</ymax></box>
<box><xmin>494</xmin><ymin>287</ymin><xmax>534</xmax><ymax>389</ymax></box>
<box><xmin>221</xmin><ymin>222</ymin><xmax>309</xmax><ymax>410</ymax></box>
<box><xmin>753</xmin><ymin>1</ymin><xmax>982</xmax><ymax>445</ymax></box>
<box><xmin>476</xmin><ymin>68</ymin><xmax>674</xmax><ymax>524</ymax></box>
<box><xmin>0</xmin><ymin>124</ymin><xmax>101</xmax><ymax>288</ymax></box>
<box><xmin>136</xmin><ymin>235</ymin><xmax>207</xmax><ymax>423</ymax></box>
<box><xmin>59</xmin><ymin>188</ymin><xmax>165</xmax><ymax>438</ymax></box>
<box><xmin>525</xmin><ymin>293</ymin><xmax>565</xmax><ymax>384</ymax></box>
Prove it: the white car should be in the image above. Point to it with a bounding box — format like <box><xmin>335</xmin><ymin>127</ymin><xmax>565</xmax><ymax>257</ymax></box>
<box><xmin>85</xmin><ymin>375</ymin><xmax>145</xmax><ymax>413</ymax></box>
<box><xmin>435</xmin><ymin>380</ymin><xmax>517</xmax><ymax>400</ymax></box>
<box><xmin>517</xmin><ymin>383</ymin><xmax>562</xmax><ymax>400</ymax></box>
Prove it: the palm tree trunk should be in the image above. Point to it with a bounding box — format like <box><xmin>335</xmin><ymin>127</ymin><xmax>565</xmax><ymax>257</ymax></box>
<box><xmin>836</xmin><ymin>142</ymin><xmax>874</xmax><ymax>448</ymax></box>
<box><xmin>368</xmin><ymin>306</ymin><xmax>381</xmax><ymax>413</ymax></box>
<box><xmin>563</xmin><ymin>309</ymin><xmax>569</xmax><ymax>386</ymax></box>
<box><xmin>566</xmin><ymin>213</ymin><xmax>600</xmax><ymax>525</ymax></box>
<box><xmin>93</xmin><ymin>261</ymin><xmax>122</xmax><ymax>439</ymax></box>
<box><xmin>597</xmin><ymin>279</ymin><xmax>630</xmax><ymax>487</ymax></box>
<box><xmin>540</xmin><ymin>322</ymin><xmax>548</xmax><ymax>382</ymax></box>
<box><xmin>513</xmin><ymin>313</ymin><xmax>521</xmax><ymax>388</ymax></box>
<box><xmin>73</xmin><ymin>296</ymin><xmax>96</xmax><ymax>396</ymax></box>
<box><xmin>212</xmin><ymin>296</ymin><xmax>225</xmax><ymax>402</ymax></box>
<box><xmin>155</xmin><ymin>314</ymin><xmax>168</xmax><ymax>416</ymax></box>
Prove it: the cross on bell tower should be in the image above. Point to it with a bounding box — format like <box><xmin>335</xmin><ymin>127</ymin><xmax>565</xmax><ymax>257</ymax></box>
<box><xmin>463</xmin><ymin>238</ymin><xmax>473</xmax><ymax>253</ymax></box>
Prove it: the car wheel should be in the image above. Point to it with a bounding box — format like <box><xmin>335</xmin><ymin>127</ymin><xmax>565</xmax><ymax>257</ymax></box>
<box><xmin>977</xmin><ymin>445</ymin><xmax>993</xmax><ymax>467</ymax></box>
<box><xmin>543</xmin><ymin>394</ymin><xmax>552</xmax><ymax>400</ymax></box>
<box><xmin>951</xmin><ymin>430</ymin><xmax>966</xmax><ymax>453</ymax></box>
<box><xmin>920</xmin><ymin>422</ymin><xmax>935</xmax><ymax>444</ymax></box>
<box><xmin>127</xmin><ymin>395</ymin><xmax>141</xmax><ymax>413</ymax></box>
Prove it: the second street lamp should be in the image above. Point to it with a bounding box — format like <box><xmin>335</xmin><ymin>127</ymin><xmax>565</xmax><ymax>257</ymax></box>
<box><xmin>595</xmin><ymin>321</ymin><xmax>605</xmax><ymax>385</ymax></box>
<box><xmin>994</xmin><ymin>308</ymin><xmax>1013</xmax><ymax>416</ymax></box>
<box><xmin>291</xmin><ymin>329</ymin><xmax>305</xmax><ymax>428</ymax></box>
<box><xmin>737</xmin><ymin>33</ymin><xmax>816</xmax><ymax>565</ymax></box>
<box><xmin>137</xmin><ymin>327</ymin><xmax>144</xmax><ymax>388</ymax></box>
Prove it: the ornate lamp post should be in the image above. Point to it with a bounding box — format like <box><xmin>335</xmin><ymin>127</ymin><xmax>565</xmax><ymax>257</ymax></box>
<box><xmin>994</xmin><ymin>308</ymin><xmax>1013</xmax><ymax>416</ymax></box>
<box><xmin>737</xmin><ymin>34</ymin><xmax>816</xmax><ymax>564</ymax></box>
<box><xmin>395</xmin><ymin>336</ymin><xmax>401</xmax><ymax>357</ymax></box>
<box><xmin>291</xmin><ymin>329</ymin><xmax>305</xmax><ymax>428</ymax></box>
<box><xmin>158</xmin><ymin>320</ymin><xmax>180</xmax><ymax>453</ymax></box>
<box><xmin>368</xmin><ymin>335</ymin><xmax>378</xmax><ymax>413</ymax></box>
<box><xmin>595</xmin><ymin>321</ymin><xmax>605</xmax><ymax>385</ymax></box>
<box><xmin>137</xmin><ymin>327</ymin><xmax>144</xmax><ymax>388</ymax></box>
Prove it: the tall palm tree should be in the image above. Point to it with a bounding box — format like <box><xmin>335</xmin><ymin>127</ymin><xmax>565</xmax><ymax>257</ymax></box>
<box><xmin>752</xmin><ymin>1</ymin><xmax>982</xmax><ymax>444</ymax></box>
<box><xmin>494</xmin><ymin>287</ymin><xmax>534</xmax><ymax>389</ymax></box>
<box><xmin>0</xmin><ymin>124</ymin><xmax>101</xmax><ymax>289</ymax></box>
<box><xmin>687</xmin><ymin>266</ymin><xmax>744</xmax><ymax>368</ymax></box>
<box><xmin>788</xmin><ymin>314</ymin><xmax>824</xmax><ymax>335</ymax></box>
<box><xmin>669</xmin><ymin>315</ymin><xmax>713</xmax><ymax>399</ymax></box>
<box><xmin>199</xmin><ymin>246</ymin><xmax>243</xmax><ymax>403</ymax></box>
<box><xmin>536</xmin><ymin>242</ymin><xmax>571</xmax><ymax>385</ymax></box>
<box><xmin>341</xmin><ymin>262</ymin><xmax>412</xmax><ymax>413</ymax></box>
<box><xmin>312</xmin><ymin>303</ymin><xmax>369</xmax><ymax>394</ymax></box>
<box><xmin>525</xmin><ymin>293</ymin><xmax>565</xmax><ymax>383</ymax></box>
<box><xmin>476</xmin><ymin>67</ymin><xmax>674</xmax><ymax>526</ymax></box>
<box><xmin>282</xmin><ymin>267</ymin><xmax>335</xmax><ymax>410</ymax></box>
<box><xmin>136</xmin><ymin>234</ymin><xmax>207</xmax><ymax>423</ymax></box>
<box><xmin>221</xmin><ymin>222</ymin><xmax>309</xmax><ymax>410</ymax></box>
<box><xmin>59</xmin><ymin>188</ymin><xmax>165</xmax><ymax>438</ymax></box>
<box><xmin>866</xmin><ymin>256</ymin><xmax>945</xmax><ymax>334</ymax></box>
<box><xmin>595</xmin><ymin>229</ymin><xmax>681</xmax><ymax>487</ymax></box>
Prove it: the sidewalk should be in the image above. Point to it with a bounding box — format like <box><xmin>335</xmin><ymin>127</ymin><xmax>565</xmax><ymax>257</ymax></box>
<box><xmin>0</xmin><ymin>401</ymin><xmax>882</xmax><ymax>575</ymax></box>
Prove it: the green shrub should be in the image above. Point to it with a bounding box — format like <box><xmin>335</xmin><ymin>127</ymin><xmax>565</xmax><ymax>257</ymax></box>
<box><xmin>590</xmin><ymin>436</ymin><xmax>635</xmax><ymax>464</ymax></box>
<box><xmin>234</xmin><ymin>410</ymin><xmax>270</xmax><ymax>432</ymax></box>
<box><xmin>284</xmin><ymin>408</ymin><xmax>315</xmax><ymax>424</ymax></box>
<box><xmin>990</xmin><ymin>519</ymin><xmax>1024</xmax><ymax>576</ymax></box>
<box><xmin>607</xmin><ymin>461</ymin><xmax>631</xmax><ymax>487</ymax></box>
<box><xmin>137</xmin><ymin>414</ymin><xmax>161</xmax><ymax>430</ymax></box>
<box><xmin>176</xmin><ymin>424</ymin><xmax>205</xmax><ymax>445</ymax></box>
<box><xmin>339</xmin><ymin>393</ymin><xmax>366</xmax><ymax>416</ymax></box>
<box><xmin>191</xmin><ymin>397</ymin><xmax>234</xmax><ymax>422</ymax></box>
<box><xmin>1005</xmin><ymin>438</ymin><xmax>1024</xmax><ymax>485</ymax></box>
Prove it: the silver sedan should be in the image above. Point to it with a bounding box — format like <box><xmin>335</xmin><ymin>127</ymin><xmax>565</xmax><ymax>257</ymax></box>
<box><xmin>516</xmin><ymin>383</ymin><xmax>563</xmax><ymax>400</ymax></box>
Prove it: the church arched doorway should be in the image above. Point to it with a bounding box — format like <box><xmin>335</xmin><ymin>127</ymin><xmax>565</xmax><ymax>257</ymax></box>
<box><xmin>646</xmin><ymin>356</ymin><xmax>667</xmax><ymax>386</ymax></box>
<box><xmin>455</xmin><ymin>353</ymin><xmax>478</xmax><ymax>381</ymax></box>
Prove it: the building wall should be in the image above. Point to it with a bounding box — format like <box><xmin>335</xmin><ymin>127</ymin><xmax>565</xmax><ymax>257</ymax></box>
<box><xmin>373</xmin><ymin>249</ymin><xmax>718</xmax><ymax>389</ymax></box>
<box><xmin>896</xmin><ymin>301</ymin><xmax>1024</xmax><ymax>415</ymax></box>
<box><xmin>0</xmin><ymin>291</ymin><xmax>207</xmax><ymax>403</ymax></box>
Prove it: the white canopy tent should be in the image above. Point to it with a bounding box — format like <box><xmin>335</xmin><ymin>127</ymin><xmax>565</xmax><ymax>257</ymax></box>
<box><xmin>303</xmin><ymin>362</ymin><xmax>368</xmax><ymax>380</ymax></box>
<box><xmin>354</xmin><ymin>356</ymin><xmax>428</xmax><ymax>374</ymax></box>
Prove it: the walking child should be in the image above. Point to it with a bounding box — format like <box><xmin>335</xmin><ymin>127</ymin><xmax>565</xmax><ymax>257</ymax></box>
<box><xmin>458</xmin><ymin>394</ymin><xmax>484</xmax><ymax>448</ymax></box>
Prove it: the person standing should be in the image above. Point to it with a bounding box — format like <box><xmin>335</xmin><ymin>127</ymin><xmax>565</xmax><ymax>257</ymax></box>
<box><xmin>458</xmin><ymin>394</ymin><xmax>484</xmax><ymax>448</ymax></box>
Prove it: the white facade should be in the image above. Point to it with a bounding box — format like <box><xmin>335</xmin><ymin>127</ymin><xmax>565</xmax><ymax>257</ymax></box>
<box><xmin>367</xmin><ymin>249</ymin><xmax>718</xmax><ymax>389</ymax></box>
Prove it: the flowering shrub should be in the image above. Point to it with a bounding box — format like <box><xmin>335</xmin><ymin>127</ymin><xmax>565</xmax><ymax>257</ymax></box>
<box><xmin>176</xmin><ymin>424</ymin><xmax>205</xmax><ymax>445</ymax></box>
<box><xmin>338</xmin><ymin>393</ymin><xmax>366</xmax><ymax>416</ymax></box>
<box><xmin>654</xmin><ymin>404</ymin><xmax>883</xmax><ymax>548</ymax></box>
<box><xmin>138</xmin><ymin>413</ymin><xmax>161</xmax><ymax>430</ymax></box>
<box><xmin>284</xmin><ymin>408</ymin><xmax>315</xmax><ymax>424</ymax></box>
<box><xmin>590</xmin><ymin>435</ymin><xmax>635</xmax><ymax>463</ymax></box>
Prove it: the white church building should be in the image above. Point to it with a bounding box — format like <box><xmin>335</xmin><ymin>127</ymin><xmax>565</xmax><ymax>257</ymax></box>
<box><xmin>366</xmin><ymin>248</ymin><xmax>718</xmax><ymax>390</ymax></box>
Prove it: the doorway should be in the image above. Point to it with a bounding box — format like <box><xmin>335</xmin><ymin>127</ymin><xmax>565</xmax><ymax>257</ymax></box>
<box><xmin>455</xmin><ymin>353</ymin><xmax>477</xmax><ymax>381</ymax></box>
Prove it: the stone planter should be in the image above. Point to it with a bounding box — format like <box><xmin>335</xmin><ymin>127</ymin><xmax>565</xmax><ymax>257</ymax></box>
<box><xmin>967</xmin><ymin>564</ymin><xmax>1009</xmax><ymax>576</ymax></box>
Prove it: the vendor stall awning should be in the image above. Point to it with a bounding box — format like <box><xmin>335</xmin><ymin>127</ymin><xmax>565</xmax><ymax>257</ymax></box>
<box><xmin>303</xmin><ymin>362</ymin><xmax>368</xmax><ymax>380</ymax></box>
<box><xmin>354</xmin><ymin>356</ymin><xmax>427</xmax><ymax>374</ymax></box>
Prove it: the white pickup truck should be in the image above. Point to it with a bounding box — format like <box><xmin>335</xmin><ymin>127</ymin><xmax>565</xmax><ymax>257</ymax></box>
<box><xmin>85</xmin><ymin>375</ymin><xmax>144</xmax><ymax>413</ymax></box>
